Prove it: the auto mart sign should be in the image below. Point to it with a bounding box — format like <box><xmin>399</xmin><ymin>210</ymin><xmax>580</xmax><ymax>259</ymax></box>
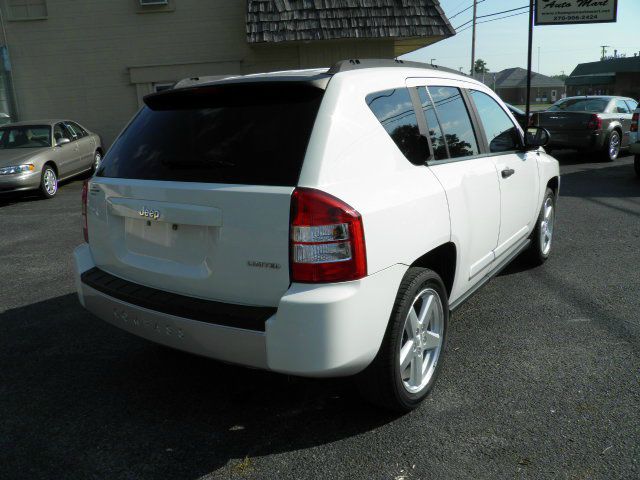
<box><xmin>535</xmin><ymin>0</ymin><xmax>617</xmax><ymax>25</ymax></box>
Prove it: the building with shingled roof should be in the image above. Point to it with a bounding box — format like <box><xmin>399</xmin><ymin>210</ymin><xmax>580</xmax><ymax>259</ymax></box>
<box><xmin>475</xmin><ymin>67</ymin><xmax>565</xmax><ymax>106</ymax></box>
<box><xmin>566</xmin><ymin>56</ymin><xmax>640</xmax><ymax>99</ymax></box>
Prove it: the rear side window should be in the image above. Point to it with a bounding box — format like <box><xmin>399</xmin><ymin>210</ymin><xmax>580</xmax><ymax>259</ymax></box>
<box><xmin>615</xmin><ymin>100</ymin><xmax>630</xmax><ymax>114</ymax></box>
<box><xmin>427</xmin><ymin>86</ymin><xmax>479</xmax><ymax>159</ymax></box>
<box><xmin>470</xmin><ymin>90</ymin><xmax>521</xmax><ymax>153</ymax></box>
<box><xmin>366</xmin><ymin>87</ymin><xmax>425</xmax><ymax>165</ymax></box>
<box><xmin>626</xmin><ymin>100</ymin><xmax>638</xmax><ymax>111</ymax></box>
<box><xmin>98</xmin><ymin>83</ymin><xmax>324</xmax><ymax>186</ymax></box>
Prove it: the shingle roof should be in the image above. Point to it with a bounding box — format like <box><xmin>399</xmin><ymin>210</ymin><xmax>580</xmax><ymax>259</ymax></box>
<box><xmin>569</xmin><ymin>56</ymin><xmax>640</xmax><ymax>76</ymax></box>
<box><xmin>246</xmin><ymin>0</ymin><xmax>455</xmax><ymax>43</ymax></box>
<box><xmin>475</xmin><ymin>67</ymin><xmax>564</xmax><ymax>89</ymax></box>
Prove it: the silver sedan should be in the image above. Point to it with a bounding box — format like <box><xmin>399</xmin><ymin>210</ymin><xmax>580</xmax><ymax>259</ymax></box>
<box><xmin>0</xmin><ymin>120</ymin><xmax>103</xmax><ymax>198</ymax></box>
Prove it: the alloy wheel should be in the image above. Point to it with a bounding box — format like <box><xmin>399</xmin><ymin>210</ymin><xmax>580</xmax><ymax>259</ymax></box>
<box><xmin>399</xmin><ymin>288</ymin><xmax>444</xmax><ymax>394</ymax></box>
<box><xmin>43</xmin><ymin>169</ymin><xmax>58</xmax><ymax>196</ymax></box>
<box><xmin>609</xmin><ymin>132</ymin><xmax>620</xmax><ymax>160</ymax></box>
<box><xmin>540</xmin><ymin>196</ymin><xmax>554</xmax><ymax>256</ymax></box>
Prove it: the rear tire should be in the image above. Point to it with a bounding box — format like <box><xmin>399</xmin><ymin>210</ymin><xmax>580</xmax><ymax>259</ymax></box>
<box><xmin>39</xmin><ymin>165</ymin><xmax>58</xmax><ymax>199</ymax></box>
<box><xmin>356</xmin><ymin>267</ymin><xmax>448</xmax><ymax>412</ymax></box>
<box><xmin>523</xmin><ymin>188</ymin><xmax>555</xmax><ymax>266</ymax></box>
<box><xmin>602</xmin><ymin>130</ymin><xmax>621</xmax><ymax>162</ymax></box>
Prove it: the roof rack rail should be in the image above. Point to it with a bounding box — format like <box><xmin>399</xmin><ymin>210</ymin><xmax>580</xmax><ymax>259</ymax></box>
<box><xmin>327</xmin><ymin>59</ymin><xmax>465</xmax><ymax>76</ymax></box>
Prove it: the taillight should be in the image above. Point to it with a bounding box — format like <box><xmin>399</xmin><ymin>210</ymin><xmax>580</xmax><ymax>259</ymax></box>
<box><xmin>631</xmin><ymin>113</ymin><xmax>639</xmax><ymax>132</ymax></box>
<box><xmin>587</xmin><ymin>114</ymin><xmax>603</xmax><ymax>130</ymax></box>
<box><xmin>290</xmin><ymin>188</ymin><xmax>367</xmax><ymax>283</ymax></box>
<box><xmin>81</xmin><ymin>180</ymin><xmax>89</xmax><ymax>242</ymax></box>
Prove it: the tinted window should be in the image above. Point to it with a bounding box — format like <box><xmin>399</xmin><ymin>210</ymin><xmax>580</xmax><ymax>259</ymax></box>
<box><xmin>427</xmin><ymin>86</ymin><xmax>479</xmax><ymax>159</ymax></box>
<box><xmin>417</xmin><ymin>87</ymin><xmax>448</xmax><ymax>160</ymax></box>
<box><xmin>548</xmin><ymin>98</ymin><xmax>608</xmax><ymax>113</ymax></box>
<box><xmin>366</xmin><ymin>88</ymin><xmax>426</xmax><ymax>165</ymax></box>
<box><xmin>615</xmin><ymin>100</ymin><xmax>630</xmax><ymax>114</ymax></box>
<box><xmin>98</xmin><ymin>84</ymin><xmax>324</xmax><ymax>186</ymax></box>
<box><xmin>626</xmin><ymin>100</ymin><xmax>638</xmax><ymax>111</ymax></box>
<box><xmin>470</xmin><ymin>90</ymin><xmax>521</xmax><ymax>152</ymax></box>
<box><xmin>54</xmin><ymin>123</ymin><xmax>73</xmax><ymax>142</ymax></box>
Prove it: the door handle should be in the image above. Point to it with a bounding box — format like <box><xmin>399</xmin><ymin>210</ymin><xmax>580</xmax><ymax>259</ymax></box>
<box><xmin>501</xmin><ymin>168</ymin><xmax>515</xmax><ymax>179</ymax></box>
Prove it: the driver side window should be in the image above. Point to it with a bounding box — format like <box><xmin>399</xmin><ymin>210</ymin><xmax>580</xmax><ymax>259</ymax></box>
<box><xmin>54</xmin><ymin>123</ymin><xmax>72</xmax><ymax>143</ymax></box>
<box><xmin>469</xmin><ymin>90</ymin><xmax>521</xmax><ymax>153</ymax></box>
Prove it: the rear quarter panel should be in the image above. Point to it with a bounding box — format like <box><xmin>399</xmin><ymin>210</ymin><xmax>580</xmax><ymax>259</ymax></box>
<box><xmin>298</xmin><ymin>70</ymin><xmax>451</xmax><ymax>277</ymax></box>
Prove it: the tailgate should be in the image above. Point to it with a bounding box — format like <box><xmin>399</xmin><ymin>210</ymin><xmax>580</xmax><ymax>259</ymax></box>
<box><xmin>87</xmin><ymin>81</ymin><xmax>325</xmax><ymax>307</ymax></box>
<box><xmin>87</xmin><ymin>180</ymin><xmax>293</xmax><ymax>307</ymax></box>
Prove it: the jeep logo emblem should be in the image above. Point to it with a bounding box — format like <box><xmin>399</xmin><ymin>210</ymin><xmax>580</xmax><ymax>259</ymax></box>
<box><xmin>139</xmin><ymin>206</ymin><xmax>160</xmax><ymax>220</ymax></box>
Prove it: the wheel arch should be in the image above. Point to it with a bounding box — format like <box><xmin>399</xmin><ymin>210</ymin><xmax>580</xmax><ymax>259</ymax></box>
<box><xmin>408</xmin><ymin>242</ymin><xmax>457</xmax><ymax>297</ymax></box>
<box><xmin>546</xmin><ymin>176</ymin><xmax>559</xmax><ymax>198</ymax></box>
<box><xmin>42</xmin><ymin>160</ymin><xmax>58</xmax><ymax>175</ymax></box>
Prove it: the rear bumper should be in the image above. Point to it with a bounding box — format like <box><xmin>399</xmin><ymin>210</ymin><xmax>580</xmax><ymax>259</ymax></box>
<box><xmin>74</xmin><ymin>243</ymin><xmax>406</xmax><ymax>377</ymax></box>
<box><xmin>0</xmin><ymin>171</ymin><xmax>40</xmax><ymax>193</ymax></box>
<box><xmin>546</xmin><ymin>130</ymin><xmax>604</xmax><ymax>150</ymax></box>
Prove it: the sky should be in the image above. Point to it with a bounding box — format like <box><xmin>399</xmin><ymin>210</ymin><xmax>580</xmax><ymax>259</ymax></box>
<box><xmin>402</xmin><ymin>0</ymin><xmax>640</xmax><ymax>77</ymax></box>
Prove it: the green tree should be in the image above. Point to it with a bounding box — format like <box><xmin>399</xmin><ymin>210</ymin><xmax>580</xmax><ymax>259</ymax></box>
<box><xmin>474</xmin><ymin>59</ymin><xmax>489</xmax><ymax>74</ymax></box>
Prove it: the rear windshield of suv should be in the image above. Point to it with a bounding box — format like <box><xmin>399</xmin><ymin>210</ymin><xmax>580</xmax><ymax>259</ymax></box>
<box><xmin>97</xmin><ymin>83</ymin><xmax>324</xmax><ymax>186</ymax></box>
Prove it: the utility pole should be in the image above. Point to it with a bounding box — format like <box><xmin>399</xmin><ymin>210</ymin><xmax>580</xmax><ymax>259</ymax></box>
<box><xmin>470</xmin><ymin>0</ymin><xmax>477</xmax><ymax>76</ymax></box>
<box><xmin>600</xmin><ymin>45</ymin><xmax>610</xmax><ymax>60</ymax></box>
<box><xmin>525</xmin><ymin>0</ymin><xmax>534</xmax><ymax>130</ymax></box>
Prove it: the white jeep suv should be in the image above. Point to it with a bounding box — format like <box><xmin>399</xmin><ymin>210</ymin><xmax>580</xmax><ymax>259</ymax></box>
<box><xmin>74</xmin><ymin>60</ymin><xmax>559</xmax><ymax>411</ymax></box>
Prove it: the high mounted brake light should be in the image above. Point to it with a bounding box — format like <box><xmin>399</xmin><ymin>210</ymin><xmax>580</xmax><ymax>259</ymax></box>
<box><xmin>290</xmin><ymin>188</ymin><xmax>367</xmax><ymax>283</ymax></box>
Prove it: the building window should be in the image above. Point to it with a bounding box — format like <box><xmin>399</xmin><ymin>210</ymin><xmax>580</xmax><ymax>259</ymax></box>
<box><xmin>7</xmin><ymin>0</ymin><xmax>47</xmax><ymax>20</ymax></box>
<box><xmin>153</xmin><ymin>82</ymin><xmax>174</xmax><ymax>93</ymax></box>
<box><xmin>135</xmin><ymin>0</ymin><xmax>175</xmax><ymax>14</ymax></box>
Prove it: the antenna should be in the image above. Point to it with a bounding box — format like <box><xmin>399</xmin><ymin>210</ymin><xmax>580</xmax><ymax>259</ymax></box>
<box><xmin>600</xmin><ymin>45</ymin><xmax>610</xmax><ymax>60</ymax></box>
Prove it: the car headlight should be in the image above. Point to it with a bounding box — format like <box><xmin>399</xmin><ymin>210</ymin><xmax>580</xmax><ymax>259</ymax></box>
<box><xmin>0</xmin><ymin>164</ymin><xmax>35</xmax><ymax>175</ymax></box>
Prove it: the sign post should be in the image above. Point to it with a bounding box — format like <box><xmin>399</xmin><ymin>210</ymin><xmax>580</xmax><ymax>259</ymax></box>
<box><xmin>526</xmin><ymin>0</ymin><xmax>618</xmax><ymax>129</ymax></box>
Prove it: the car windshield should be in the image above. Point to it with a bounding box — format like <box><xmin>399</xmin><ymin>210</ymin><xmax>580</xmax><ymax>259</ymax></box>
<box><xmin>547</xmin><ymin>98</ymin><xmax>609</xmax><ymax>113</ymax></box>
<box><xmin>0</xmin><ymin>126</ymin><xmax>51</xmax><ymax>149</ymax></box>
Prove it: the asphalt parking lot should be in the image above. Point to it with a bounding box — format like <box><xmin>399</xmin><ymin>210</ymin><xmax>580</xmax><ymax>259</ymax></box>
<box><xmin>1</xmin><ymin>153</ymin><xmax>639</xmax><ymax>480</ymax></box>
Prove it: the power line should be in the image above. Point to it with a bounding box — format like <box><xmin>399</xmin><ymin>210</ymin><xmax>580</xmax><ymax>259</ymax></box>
<box><xmin>448</xmin><ymin>0</ymin><xmax>486</xmax><ymax>21</ymax></box>
<box><xmin>455</xmin><ymin>5</ymin><xmax>529</xmax><ymax>30</ymax></box>
<box><xmin>457</xmin><ymin>10</ymin><xmax>530</xmax><ymax>34</ymax></box>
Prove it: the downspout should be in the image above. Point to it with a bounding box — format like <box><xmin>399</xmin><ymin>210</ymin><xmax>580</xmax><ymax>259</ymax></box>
<box><xmin>0</xmin><ymin>5</ymin><xmax>19</xmax><ymax>120</ymax></box>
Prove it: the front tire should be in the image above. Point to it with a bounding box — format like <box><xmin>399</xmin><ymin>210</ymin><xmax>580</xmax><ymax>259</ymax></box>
<box><xmin>356</xmin><ymin>267</ymin><xmax>448</xmax><ymax>412</ymax></box>
<box><xmin>524</xmin><ymin>188</ymin><xmax>555</xmax><ymax>265</ymax></box>
<box><xmin>39</xmin><ymin>165</ymin><xmax>58</xmax><ymax>198</ymax></box>
<box><xmin>602</xmin><ymin>130</ymin><xmax>621</xmax><ymax>162</ymax></box>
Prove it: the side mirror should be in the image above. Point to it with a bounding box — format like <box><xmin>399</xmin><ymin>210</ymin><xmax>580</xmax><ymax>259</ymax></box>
<box><xmin>56</xmin><ymin>137</ymin><xmax>71</xmax><ymax>147</ymax></box>
<box><xmin>524</xmin><ymin>127</ymin><xmax>550</xmax><ymax>149</ymax></box>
